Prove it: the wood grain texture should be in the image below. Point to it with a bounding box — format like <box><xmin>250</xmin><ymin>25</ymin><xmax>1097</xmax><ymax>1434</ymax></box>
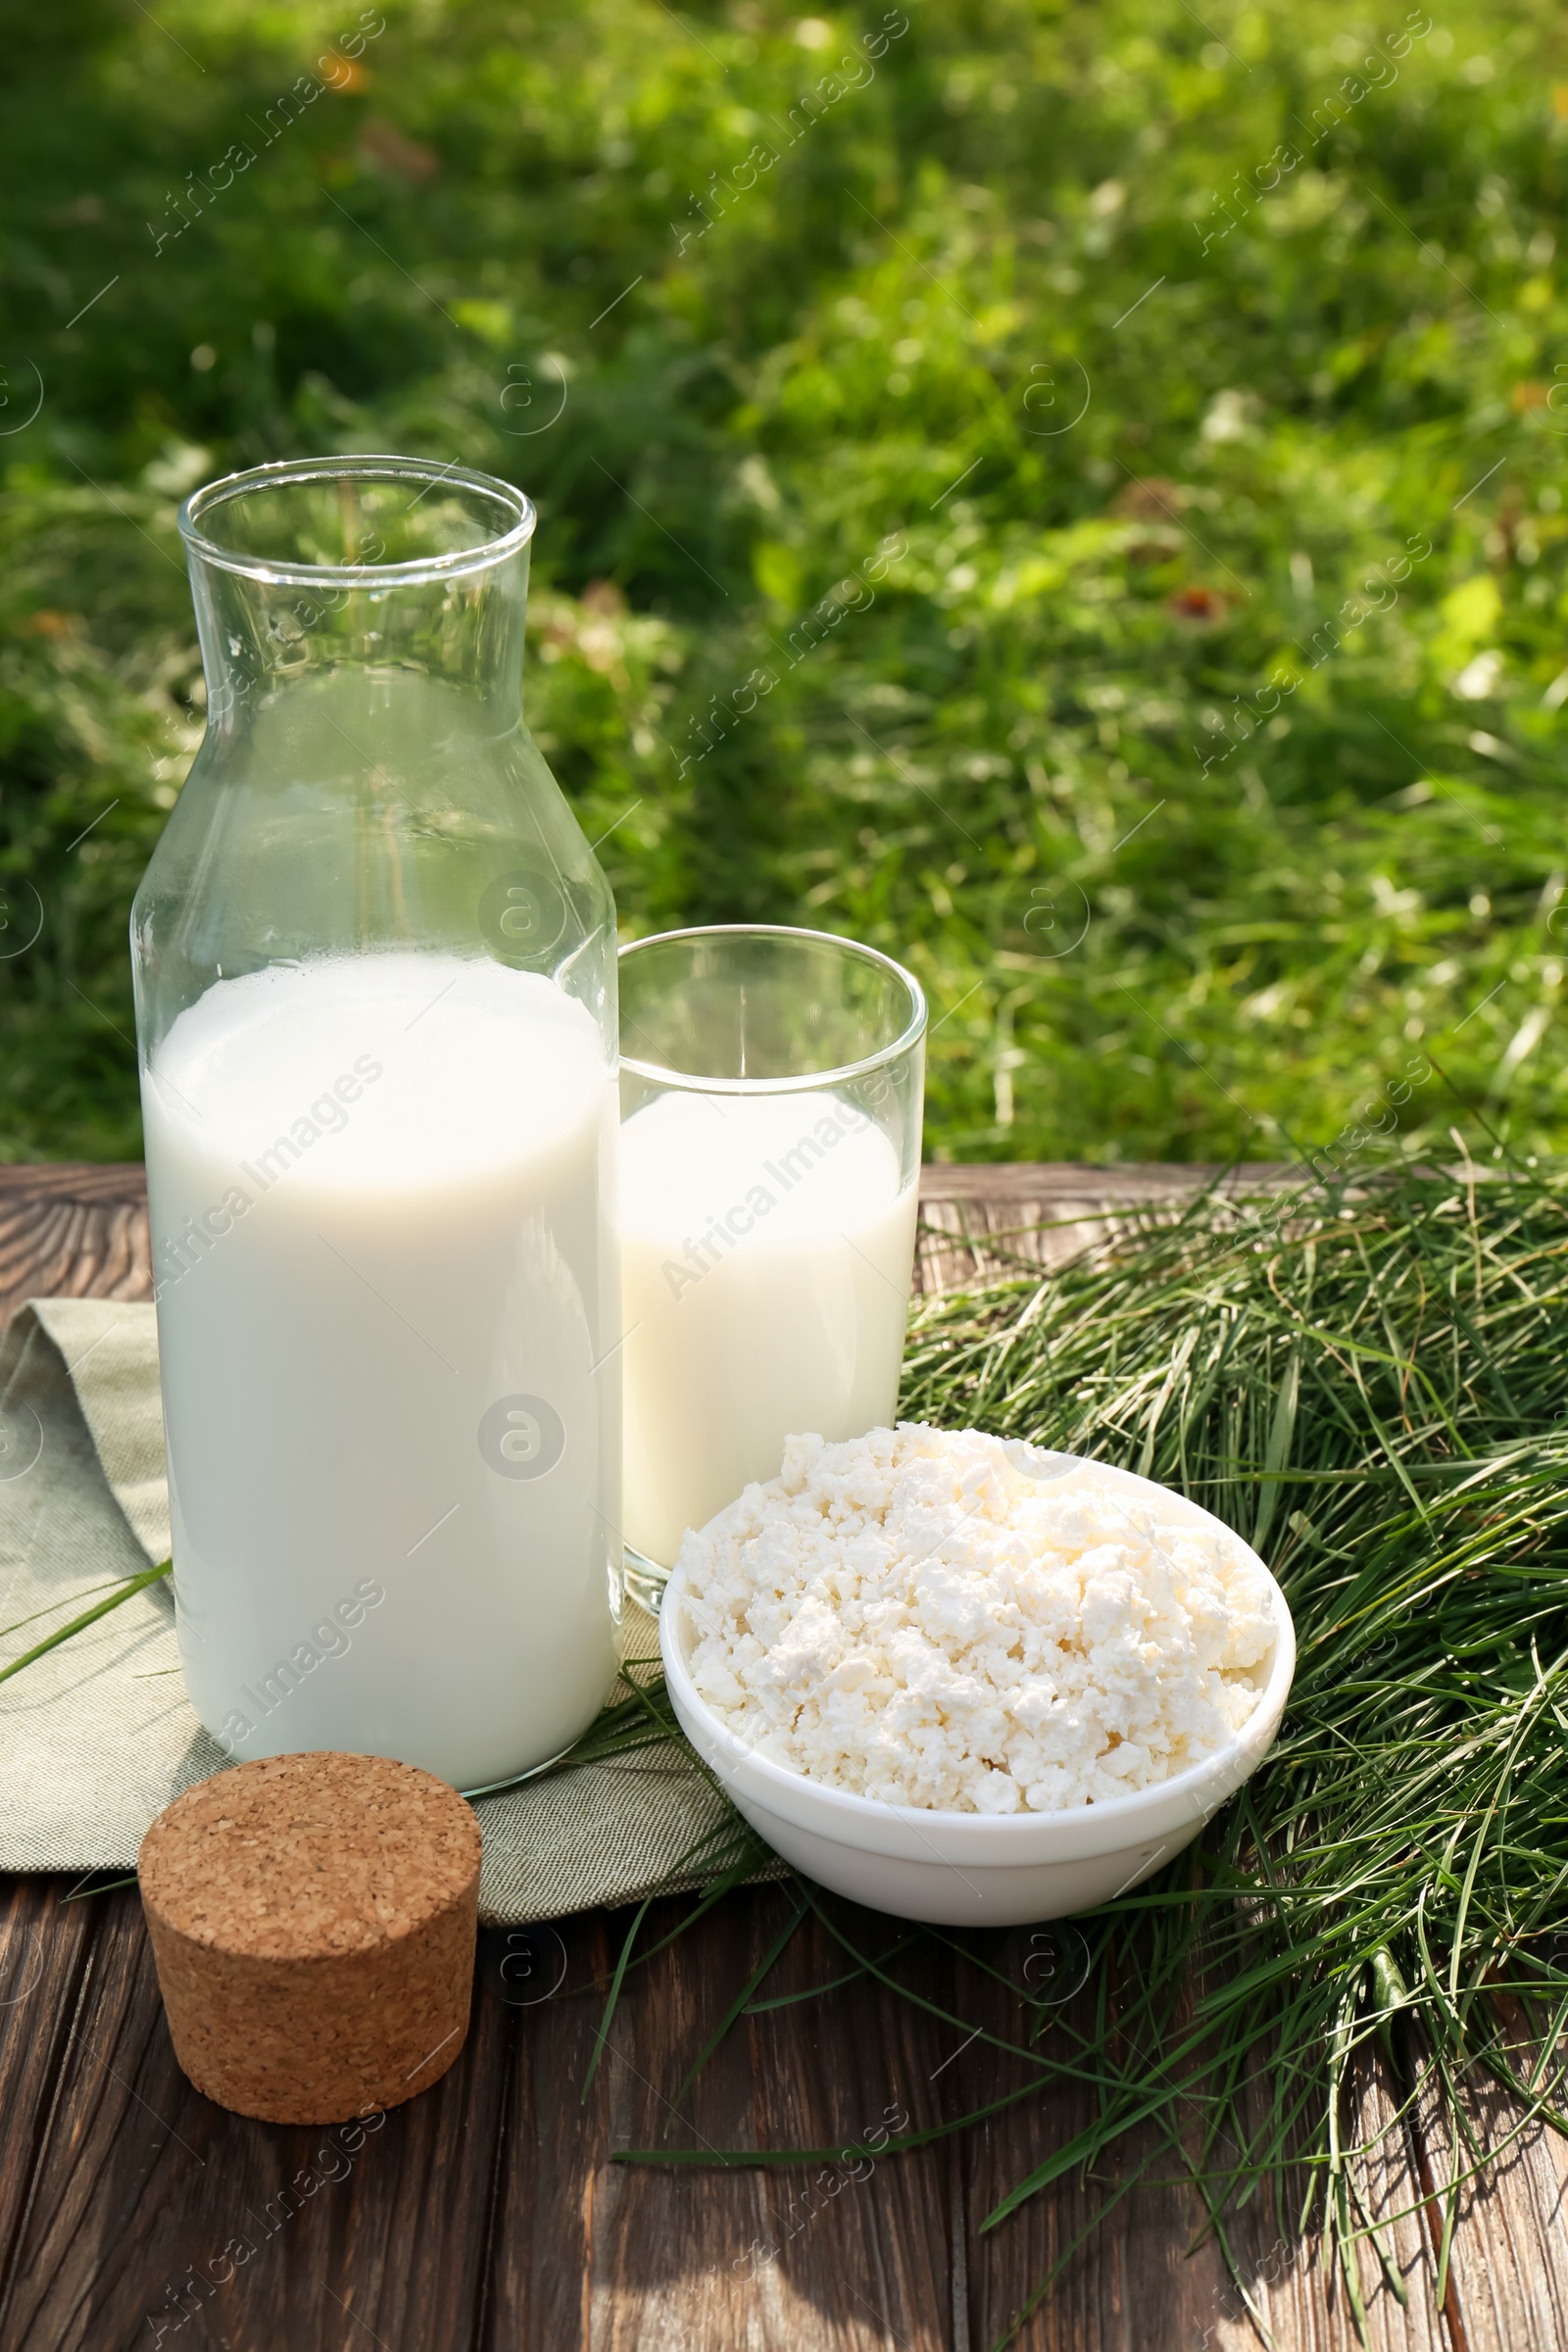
<box><xmin>9</xmin><ymin>1879</ymin><xmax>1550</xmax><ymax>2352</ymax></box>
<box><xmin>0</xmin><ymin>1156</ymin><xmax>1291</xmax><ymax>1326</ymax></box>
<box><xmin>915</xmin><ymin>1162</ymin><xmax>1292</xmax><ymax>1296</ymax></box>
<box><xmin>1402</xmin><ymin>2036</ymin><xmax>1568</xmax><ymax>2352</ymax></box>
<box><xmin>0</xmin><ymin>1877</ymin><xmax>506</xmax><ymax>2350</ymax></box>
<box><xmin>0</xmin><ymin>1161</ymin><xmax>149</xmax><ymax>1328</ymax></box>
<box><xmin>0</xmin><ymin>1159</ymin><xmax>1563</xmax><ymax>2350</ymax></box>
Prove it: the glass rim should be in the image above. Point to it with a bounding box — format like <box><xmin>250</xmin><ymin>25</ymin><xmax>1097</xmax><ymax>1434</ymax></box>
<box><xmin>177</xmin><ymin>454</ymin><xmax>537</xmax><ymax>588</ymax></box>
<box><xmin>617</xmin><ymin>922</ymin><xmax>928</xmax><ymax>1095</ymax></box>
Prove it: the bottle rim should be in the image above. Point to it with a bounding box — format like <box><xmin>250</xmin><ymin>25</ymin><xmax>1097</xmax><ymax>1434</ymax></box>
<box><xmin>177</xmin><ymin>453</ymin><xmax>537</xmax><ymax>587</ymax></box>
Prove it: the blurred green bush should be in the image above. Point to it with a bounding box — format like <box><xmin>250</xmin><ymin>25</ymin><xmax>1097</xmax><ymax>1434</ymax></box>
<box><xmin>1</xmin><ymin>0</ymin><xmax>1564</xmax><ymax>1163</ymax></box>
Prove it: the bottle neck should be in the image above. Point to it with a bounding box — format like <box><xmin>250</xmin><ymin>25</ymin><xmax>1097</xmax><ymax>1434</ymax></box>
<box><xmin>188</xmin><ymin>545</ymin><xmax>530</xmax><ymax>734</ymax></box>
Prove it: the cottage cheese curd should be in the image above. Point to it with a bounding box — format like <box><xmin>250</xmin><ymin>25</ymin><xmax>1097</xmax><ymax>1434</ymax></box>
<box><xmin>678</xmin><ymin>1424</ymin><xmax>1276</xmax><ymax>1813</ymax></box>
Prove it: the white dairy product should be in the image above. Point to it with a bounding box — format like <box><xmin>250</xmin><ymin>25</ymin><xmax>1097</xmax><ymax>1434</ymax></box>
<box><xmin>680</xmin><ymin>1425</ymin><xmax>1275</xmax><ymax>1812</ymax></box>
<box><xmin>618</xmin><ymin>1088</ymin><xmax>916</xmax><ymax>1568</ymax></box>
<box><xmin>142</xmin><ymin>951</ymin><xmax>620</xmax><ymax>1791</ymax></box>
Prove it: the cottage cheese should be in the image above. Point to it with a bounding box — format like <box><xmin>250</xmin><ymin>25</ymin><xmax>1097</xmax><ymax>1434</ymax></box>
<box><xmin>678</xmin><ymin>1424</ymin><xmax>1275</xmax><ymax>1813</ymax></box>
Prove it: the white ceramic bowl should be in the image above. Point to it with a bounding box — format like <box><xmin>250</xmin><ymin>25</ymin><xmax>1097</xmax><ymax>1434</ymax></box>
<box><xmin>659</xmin><ymin>1469</ymin><xmax>1296</xmax><ymax>1927</ymax></box>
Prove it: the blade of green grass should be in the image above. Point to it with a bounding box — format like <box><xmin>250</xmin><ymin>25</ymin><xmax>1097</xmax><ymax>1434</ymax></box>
<box><xmin>0</xmin><ymin>1558</ymin><xmax>171</xmax><ymax>1686</ymax></box>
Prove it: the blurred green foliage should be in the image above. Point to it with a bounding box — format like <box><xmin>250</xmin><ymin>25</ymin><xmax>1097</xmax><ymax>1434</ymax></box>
<box><xmin>1</xmin><ymin>0</ymin><xmax>1566</xmax><ymax>1162</ymax></box>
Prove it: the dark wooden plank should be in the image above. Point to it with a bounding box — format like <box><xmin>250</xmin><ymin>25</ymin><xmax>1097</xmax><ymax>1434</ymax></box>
<box><xmin>0</xmin><ymin>1164</ymin><xmax>148</xmax><ymax>1204</ymax></box>
<box><xmin>480</xmin><ymin>1892</ymin><xmax>956</xmax><ymax>2351</ymax></box>
<box><xmin>0</xmin><ymin>1162</ymin><xmax>149</xmax><ymax>1328</ymax></box>
<box><xmin>0</xmin><ymin>1879</ymin><xmax>507</xmax><ymax>2351</ymax></box>
<box><xmin>0</xmin><ymin>1883</ymin><xmax>957</xmax><ymax>2352</ymax></box>
<box><xmin>0</xmin><ymin>1876</ymin><xmax>107</xmax><ymax>2307</ymax></box>
<box><xmin>958</xmin><ymin>1938</ymin><xmax>1448</xmax><ymax>2352</ymax></box>
<box><xmin>1405</xmin><ymin>2039</ymin><xmax>1568</xmax><ymax>2352</ymax></box>
<box><xmin>919</xmin><ymin>1162</ymin><xmax>1289</xmax><ymax>1205</ymax></box>
<box><xmin>0</xmin><ymin>1871</ymin><xmax>1488</xmax><ymax>2352</ymax></box>
<box><xmin>915</xmin><ymin>1160</ymin><xmax>1294</xmax><ymax>1295</ymax></box>
<box><xmin>0</xmin><ymin>1155</ymin><xmax>1292</xmax><ymax>1322</ymax></box>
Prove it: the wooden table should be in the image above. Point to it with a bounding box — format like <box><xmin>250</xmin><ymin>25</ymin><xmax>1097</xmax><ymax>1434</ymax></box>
<box><xmin>1</xmin><ymin>1160</ymin><xmax>1561</xmax><ymax>2352</ymax></box>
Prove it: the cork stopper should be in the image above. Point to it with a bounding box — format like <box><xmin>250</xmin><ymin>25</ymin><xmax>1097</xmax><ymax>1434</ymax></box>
<box><xmin>138</xmin><ymin>1750</ymin><xmax>483</xmax><ymax>2125</ymax></box>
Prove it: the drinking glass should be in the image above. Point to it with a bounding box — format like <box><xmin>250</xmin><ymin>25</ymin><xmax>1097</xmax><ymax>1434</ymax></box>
<box><xmin>616</xmin><ymin>924</ymin><xmax>926</xmax><ymax>1610</ymax></box>
<box><xmin>131</xmin><ymin>455</ymin><xmax>622</xmax><ymax>1792</ymax></box>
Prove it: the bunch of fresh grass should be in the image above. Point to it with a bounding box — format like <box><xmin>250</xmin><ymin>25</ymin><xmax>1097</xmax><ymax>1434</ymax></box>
<box><xmin>590</xmin><ymin>1161</ymin><xmax>1568</xmax><ymax>2341</ymax></box>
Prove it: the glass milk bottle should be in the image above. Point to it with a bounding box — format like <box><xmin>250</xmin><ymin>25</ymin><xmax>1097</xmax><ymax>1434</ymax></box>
<box><xmin>131</xmin><ymin>456</ymin><xmax>620</xmax><ymax>1792</ymax></box>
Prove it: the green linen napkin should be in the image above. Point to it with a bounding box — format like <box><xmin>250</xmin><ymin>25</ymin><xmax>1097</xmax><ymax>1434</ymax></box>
<box><xmin>0</xmin><ymin>1300</ymin><xmax>746</xmax><ymax>1923</ymax></box>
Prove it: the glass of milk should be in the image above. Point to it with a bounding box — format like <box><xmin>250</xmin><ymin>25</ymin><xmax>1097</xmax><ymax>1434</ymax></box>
<box><xmin>616</xmin><ymin>925</ymin><xmax>926</xmax><ymax>1608</ymax></box>
<box><xmin>131</xmin><ymin>456</ymin><xmax>622</xmax><ymax>1793</ymax></box>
